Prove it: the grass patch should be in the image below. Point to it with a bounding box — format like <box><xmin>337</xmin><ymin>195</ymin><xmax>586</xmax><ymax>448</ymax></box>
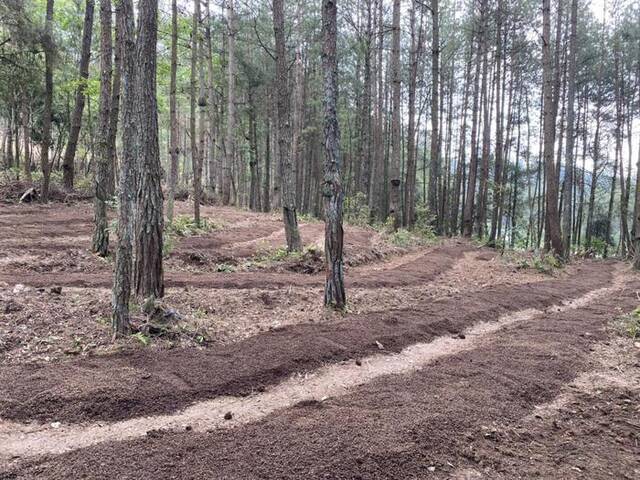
<box><xmin>163</xmin><ymin>215</ymin><xmax>220</xmax><ymax>257</ymax></box>
<box><xmin>131</xmin><ymin>332</ymin><xmax>151</xmax><ymax>346</ymax></box>
<box><xmin>508</xmin><ymin>252</ymin><xmax>562</xmax><ymax>275</ymax></box>
<box><xmin>613</xmin><ymin>308</ymin><xmax>640</xmax><ymax>340</ymax></box>
<box><xmin>168</xmin><ymin>215</ymin><xmax>219</xmax><ymax>237</ymax></box>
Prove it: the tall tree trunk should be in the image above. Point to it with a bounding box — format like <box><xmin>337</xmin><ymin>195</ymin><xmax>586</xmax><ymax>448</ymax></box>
<box><xmin>190</xmin><ymin>0</ymin><xmax>201</xmax><ymax>224</ymax></box>
<box><xmin>474</xmin><ymin>0</ymin><xmax>490</xmax><ymax>238</ymax></box>
<box><xmin>561</xmin><ymin>0</ymin><xmax>577</xmax><ymax>258</ymax></box>
<box><xmin>368</xmin><ymin>0</ymin><xmax>385</xmax><ymax>222</ymax></box>
<box><xmin>428</xmin><ymin>0</ymin><xmax>440</xmax><ymax>230</ymax></box>
<box><xmin>488</xmin><ymin>0</ymin><xmax>504</xmax><ymax>246</ymax></box>
<box><xmin>451</xmin><ymin>45</ymin><xmax>472</xmax><ymax>234</ymax></box>
<box><xmin>107</xmin><ymin>6</ymin><xmax>122</xmax><ymax>196</ymax></box>
<box><xmin>614</xmin><ymin>45</ymin><xmax>629</xmax><ymax>255</ymax></box>
<box><xmin>40</xmin><ymin>0</ymin><xmax>55</xmax><ymax>202</ymax></box>
<box><xmin>389</xmin><ymin>0</ymin><xmax>402</xmax><ymax>230</ymax></box>
<box><xmin>263</xmin><ymin>117</ymin><xmax>271</xmax><ymax>212</ymax></box>
<box><xmin>634</xmin><ymin>135</ymin><xmax>640</xmax><ymax>268</ymax></box>
<box><xmin>403</xmin><ymin>1</ymin><xmax>421</xmax><ymax>228</ymax></box>
<box><xmin>248</xmin><ymin>90</ymin><xmax>260</xmax><ymax>212</ymax></box>
<box><xmin>111</xmin><ymin>0</ymin><xmax>135</xmax><ymax>337</ymax></box>
<box><xmin>166</xmin><ymin>0</ymin><xmax>179</xmax><ymax>224</ymax></box>
<box><xmin>541</xmin><ymin>0</ymin><xmax>563</xmax><ymax>255</ymax></box>
<box><xmin>92</xmin><ymin>0</ymin><xmax>113</xmax><ymax>256</ymax></box>
<box><xmin>273</xmin><ymin>0</ymin><xmax>302</xmax><ymax>251</ymax></box>
<box><xmin>62</xmin><ymin>0</ymin><xmax>94</xmax><ymax>191</ymax></box>
<box><xmin>462</xmin><ymin>12</ymin><xmax>483</xmax><ymax>237</ymax></box>
<box><xmin>222</xmin><ymin>0</ymin><xmax>235</xmax><ymax>205</ymax></box>
<box><xmin>322</xmin><ymin>0</ymin><xmax>345</xmax><ymax>309</ymax></box>
<box><xmin>359</xmin><ymin>0</ymin><xmax>373</xmax><ymax>199</ymax></box>
<box><xmin>292</xmin><ymin>49</ymin><xmax>305</xmax><ymax>208</ymax></box>
<box><xmin>21</xmin><ymin>103</ymin><xmax>32</xmax><ymax>181</ymax></box>
<box><xmin>205</xmin><ymin>0</ymin><xmax>217</xmax><ymax>197</ymax></box>
<box><xmin>196</xmin><ymin>0</ymin><xmax>207</xmax><ymax>225</ymax></box>
<box><xmin>133</xmin><ymin>0</ymin><xmax>164</xmax><ymax>299</ymax></box>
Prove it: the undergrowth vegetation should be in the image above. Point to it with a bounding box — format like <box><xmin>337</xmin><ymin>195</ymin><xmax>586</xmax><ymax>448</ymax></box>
<box><xmin>613</xmin><ymin>308</ymin><xmax>640</xmax><ymax>340</ymax></box>
<box><xmin>164</xmin><ymin>215</ymin><xmax>219</xmax><ymax>257</ymax></box>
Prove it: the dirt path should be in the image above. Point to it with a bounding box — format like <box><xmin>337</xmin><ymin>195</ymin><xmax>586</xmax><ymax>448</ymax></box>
<box><xmin>2</xmin><ymin>271</ymin><xmax>638</xmax><ymax>478</ymax></box>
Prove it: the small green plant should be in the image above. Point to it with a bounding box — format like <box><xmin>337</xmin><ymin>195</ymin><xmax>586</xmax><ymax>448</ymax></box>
<box><xmin>613</xmin><ymin>308</ymin><xmax>640</xmax><ymax>339</ymax></box>
<box><xmin>131</xmin><ymin>332</ymin><xmax>150</xmax><ymax>346</ymax></box>
<box><xmin>216</xmin><ymin>263</ymin><xmax>236</xmax><ymax>273</ymax></box>
<box><xmin>168</xmin><ymin>215</ymin><xmax>218</xmax><ymax>237</ymax></box>
<box><xmin>389</xmin><ymin>229</ymin><xmax>414</xmax><ymax>247</ymax></box>
<box><xmin>516</xmin><ymin>252</ymin><xmax>562</xmax><ymax>274</ymax></box>
<box><xmin>163</xmin><ymin>234</ymin><xmax>176</xmax><ymax>257</ymax></box>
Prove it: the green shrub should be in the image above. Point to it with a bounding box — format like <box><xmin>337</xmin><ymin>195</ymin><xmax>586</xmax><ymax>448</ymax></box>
<box><xmin>168</xmin><ymin>215</ymin><xmax>218</xmax><ymax>237</ymax></box>
<box><xmin>613</xmin><ymin>308</ymin><xmax>640</xmax><ymax>339</ymax></box>
<box><xmin>216</xmin><ymin>263</ymin><xmax>236</xmax><ymax>273</ymax></box>
<box><xmin>388</xmin><ymin>228</ymin><xmax>435</xmax><ymax>248</ymax></box>
<box><xmin>516</xmin><ymin>253</ymin><xmax>561</xmax><ymax>274</ymax></box>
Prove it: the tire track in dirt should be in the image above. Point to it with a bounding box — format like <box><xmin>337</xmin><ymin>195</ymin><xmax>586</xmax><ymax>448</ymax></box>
<box><xmin>0</xmin><ymin>262</ymin><xmax>614</xmax><ymax>426</ymax></box>
<box><xmin>0</xmin><ymin>275</ymin><xmax>621</xmax><ymax>464</ymax></box>
<box><xmin>2</xmin><ymin>270</ymin><xmax>636</xmax><ymax>479</ymax></box>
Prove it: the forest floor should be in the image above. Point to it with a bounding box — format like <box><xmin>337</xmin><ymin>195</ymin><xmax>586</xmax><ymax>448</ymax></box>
<box><xmin>0</xmin><ymin>200</ymin><xmax>639</xmax><ymax>479</ymax></box>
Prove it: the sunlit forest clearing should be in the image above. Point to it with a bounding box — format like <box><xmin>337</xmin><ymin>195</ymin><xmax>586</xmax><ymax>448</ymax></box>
<box><xmin>1</xmin><ymin>0</ymin><xmax>639</xmax><ymax>478</ymax></box>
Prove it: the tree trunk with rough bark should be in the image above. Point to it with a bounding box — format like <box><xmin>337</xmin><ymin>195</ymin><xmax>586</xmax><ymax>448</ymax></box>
<box><xmin>62</xmin><ymin>0</ymin><xmax>94</xmax><ymax>191</ymax></box>
<box><xmin>322</xmin><ymin>0</ymin><xmax>345</xmax><ymax>309</ymax></box>
<box><xmin>542</xmin><ymin>0</ymin><xmax>563</xmax><ymax>256</ymax></box>
<box><xmin>488</xmin><ymin>0</ymin><xmax>504</xmax><ymax>246</ymax></box>
<box><xmin>196</xmin><ymin>0</ymin><xmax>207</xmax><ymax>225</ymax></box>
<box><xmin>92</xmin><ymin>0</ymin><xmax>113</xmax><ymax>256</ymax></box>
<box><xmin>462</xmin><ymin>7</ymin><xmax>483</xmax><ymax>237</ymax></box>
<box><xmin>111</xmin><ymin>0</ymin><xmax>136</xmax><ymax>337</ymax></box>
<box><xmin>222</xmin><ymin>0</ymin><xmax>235</xmax><ymax>205</ymax></box>
<box><xmin>428</xmin><ymin>0</ymin><xmax>440</xmax><ymax>230</ymax></box>
<box><xmin>40</xmin><ymin>0</ymin><xmax>54</xmax><ymax>202</ymax></box>
<box><xmin>561</xmin><ymin>0</ymin><xmax>578</xmax><ymax>258</ymax></box>
<box><xmin>166</xmin><ymin>0</ymin><xmax>179</xmax><ymax>224</ymax></box>
<box><xmin>189</xmin><ymin>0</ymin><xmax>201</xmax><ymax>224</ymax></box>
<box><xmin>389</xmin><ymin>0</ymin><xmax>401</xmax><ymax>230</ymax></box>
<box><xmin>133</xmin><ymin>0</ymin><xmax>164</xmax><ymax>299</ymax></box>
<box><xmin>292</xmin><ymin>49</ymin><xmax>305</xmax><ymax>207</ymax></box>
<box><xmin>403</xmin><ymin>1</ymin><xmax>421</xmax><ymax>228</ymax></box>
<box><xmin>273</xmin><ymin>0</ymin><xmax>302</xmax><ymax>251</ymax></box>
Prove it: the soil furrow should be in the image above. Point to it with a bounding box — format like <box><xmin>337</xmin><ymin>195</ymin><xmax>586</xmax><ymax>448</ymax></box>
<box><xmin>0</xmin><ymin>274</ymin><xmax>620</xmax><ymax>465</ymax></box>
<box><xmin>2</xmin><ymin>275</ymin><xmax>636</xmax><ymax>479</ymax></box>
<box><xmin>0</xmin><ymin>262</ymin><xmax>614</xmax><ymax>425</ymax></box>
<box><xmin>0</xmin><ymin>244</ymin><xmax>464</xmax><ymax>290</ymax></box>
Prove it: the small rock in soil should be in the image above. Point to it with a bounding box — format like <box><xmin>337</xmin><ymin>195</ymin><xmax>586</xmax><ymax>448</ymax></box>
<box><xmin>355</xmin><ymin>359</ymin><xmax>362</xmax><ymax>366</ymax></box>
<box><xmin>458</xmin><ymin>333</ymin><xmax>466</xmax><ymax>340</ymax></box>
<box><xmin>12</xmin><ymin>284</ymin><xmax>29</xmax><ymax>294</ymax></box>
<box><xmin>50</xmin><ymin>286</ymin><xmax>62</xmax><ymax>295</ymax></box>
<box><xmin>375</xmin><ymin>340</ymin><xmax>384</xmax><ymax>350</ymax></box>
<box><xmin>224</xmin><ymin>412</ymin><xmax>233</xmax><ymax>421</ymax></box>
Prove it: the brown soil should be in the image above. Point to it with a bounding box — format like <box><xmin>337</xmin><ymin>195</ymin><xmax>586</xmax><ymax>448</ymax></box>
<box><xmin>2</xmin><ymin>272</ymin><xmax>637</xmax><ymax>479</ymax></box>
<box><xmin>0</xmin><ymin>261</ymin><xmax>614</xmax><ymax>424</ymax></box>
<box><xmin>1</xmin><ymin>200</ymin><xmax>638</xmax><ymax>479</ymax></box>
